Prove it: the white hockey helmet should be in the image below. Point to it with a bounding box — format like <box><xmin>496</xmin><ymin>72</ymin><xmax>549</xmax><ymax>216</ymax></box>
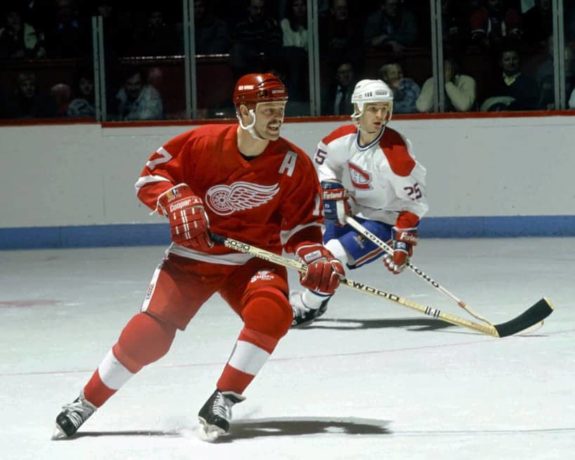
<box><xmin>351</xmin><ymin>79</ymin><xmax>393</xmax><ymax>120</ymax></box>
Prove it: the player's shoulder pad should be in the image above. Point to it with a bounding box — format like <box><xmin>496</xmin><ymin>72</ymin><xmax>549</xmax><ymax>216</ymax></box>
<box><xmin>182</xmin><ymin>124</ymin><xmax>235</xmax><ymax>151</ymax></box>
<box><xmin>322</xmin><ymin>124</ymin><xmax>357</xmax><ymax>146</ymax></box>
<box><xmin>189</xmin><ymin>123</ymin><xmax>232</xmax><ymax>139</ymax></box>
<box><xmin>379</xmin><ymin>127</ymin><xmax>415</xmax><ymax>177</ymax></box>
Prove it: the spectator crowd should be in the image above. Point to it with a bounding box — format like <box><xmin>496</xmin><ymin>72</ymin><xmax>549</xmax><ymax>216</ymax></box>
<box><xmin>2</xmin><ymin>0</ymin><xmax>575</xmax><ymax>119</ymax></box>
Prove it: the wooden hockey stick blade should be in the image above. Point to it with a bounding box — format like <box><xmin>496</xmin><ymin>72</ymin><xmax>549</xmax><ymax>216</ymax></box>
<box><xmin>211</xmin><ymin>234</ymin><xmax>554</xmax><ymax>338</ymax></box>
<box><xmin>340</xmin><ymin>279</ymin><xmax>552</xmax><ymax>338</ymax></box>
<box><xmin>492</xmin><ymin>297</ymin><xmax>554</xmax><ymax>338</ymax></box>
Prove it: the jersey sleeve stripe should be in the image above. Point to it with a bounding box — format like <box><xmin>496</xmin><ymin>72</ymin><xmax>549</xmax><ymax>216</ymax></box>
<box><xmin>135</xmin><ymin>175</ymin><xmax>171</xmax><ymax>192</ymax></box>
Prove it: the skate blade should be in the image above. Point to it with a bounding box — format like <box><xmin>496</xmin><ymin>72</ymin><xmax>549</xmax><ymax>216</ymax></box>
<box><xmin>198</xmin><ymin>419</ymin><xmax>226</xmax><ymax>442</ymax></box>
<box><xmin>51</xmin><ymin>425</ymin><xmax>68</xmax><ymax>440</ymax></box>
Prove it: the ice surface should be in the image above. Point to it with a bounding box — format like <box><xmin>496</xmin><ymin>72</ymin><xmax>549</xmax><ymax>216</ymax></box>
<box><xmin>0</xmin><ymin>238</ymin><xmax>573</xmax><ymax>459</ymax></box>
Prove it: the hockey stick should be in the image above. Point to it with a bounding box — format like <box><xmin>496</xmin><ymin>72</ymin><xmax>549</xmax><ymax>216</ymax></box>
<box><xmin>211</xmin><ymin>234</ymin><xmax>553</xmax><ymax>338</ymax></box>
<box><xmin>344</xmin><ymin>216</ymin><xmax>492</xmax><ymax>325</ymax></box>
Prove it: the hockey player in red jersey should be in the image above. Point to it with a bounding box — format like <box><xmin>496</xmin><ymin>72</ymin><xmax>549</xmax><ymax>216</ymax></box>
<box><xmin>291</xmin><ymin>79</ymin><xmax>429</xmax><ymax>327</ymax></box>
<box><xmin>53</xmin><ymin>73</ymin><xmax>344</xmax><ymax>441</ymax></box>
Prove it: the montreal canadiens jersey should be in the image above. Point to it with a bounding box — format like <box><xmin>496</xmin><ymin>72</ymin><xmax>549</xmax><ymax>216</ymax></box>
<box><xmin>135</xmin><ymin>124</ymin><xmax>323</xmax><ymax>265</ymax></box>
<box><xmin>315</xmin><ymin>124</ymin><xmax>429</xmax><ymax>226</ymax></box>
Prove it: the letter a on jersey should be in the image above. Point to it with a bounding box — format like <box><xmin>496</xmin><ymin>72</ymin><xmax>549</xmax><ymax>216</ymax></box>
<box><xmin>278</xmin><ymin>151</ymin><xmax>297</xmax><ymax>177</ymax></box>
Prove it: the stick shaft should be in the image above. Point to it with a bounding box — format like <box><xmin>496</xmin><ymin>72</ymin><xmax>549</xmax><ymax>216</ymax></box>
<box><xmin>344</xmin><ymin>216</ymin><xmax>492</xmax><ymax>324</ymax></box>
<box><xmin>215</xmin><ymin>235</ymin><xmax>500</xmax><ymax>337</ymax></box>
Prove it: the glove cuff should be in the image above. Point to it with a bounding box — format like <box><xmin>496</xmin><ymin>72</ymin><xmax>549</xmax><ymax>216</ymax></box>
<box><xmin>156</xmin><ymin>183</ymin><xmax>193</xmax><ymax>215</ymax></box>
<box><xmin>320</xmin><ymin>180</ymin><xmax>344</xmax><ymax>189</ymax></box>
<box><xmin>392</xmin><ymin>226</ymin><xmax>418</xmax><ymax>246</ymax></box>
<box><xmin>295</xmin><ymin>242</ymin><xmax>327</xmax><ymax>264</ymax></box>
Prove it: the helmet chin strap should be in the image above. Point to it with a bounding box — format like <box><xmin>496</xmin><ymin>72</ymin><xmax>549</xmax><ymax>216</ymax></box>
<box><xmin>237</xmin><ymin>108</ymin><xmax>266</xmax><ymax>141</ymax></box>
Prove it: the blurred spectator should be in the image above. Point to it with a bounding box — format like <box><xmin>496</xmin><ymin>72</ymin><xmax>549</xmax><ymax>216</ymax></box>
<box><xmin>0</xmin><ymin>9</ymin><xmax>46</xmax><ymax>58</ymax></box>
<box><xmin>67</xmin><ymin>72</ymin><xmax>95</xmax><ymax>117</ymax></box>
<box><xmin>469</xmin><ymin>0</ymin><xmax>523</xmax><ymax>52</ymax></box>
<box><xmin>44</xmin><ymin>0</ymin><xmax>90</xmax><ymax>58</ymax></box>
<box><xmin>194</xmin><ymin>0</ymin><xmax>231</xmax><ymax>54</ymax></box>
<box><xmin>2</xmin><ymin>71</ymin><xmax>57</xmax><ymax>119</ymax></box>
<box><xmin>319</xmin><ymin>0</ymin><xmax>364</xmax><ymax>68</ymax></box>
<box><xmin>50</xmin><ymin>82</ymin><xmax>72</xmax><ymax>116</ymax></box>
<box><xmin>280</xmin><ymin>0</ymin><xmax>309</xmax><ymax>101</ymax></box>
<box><xmin>441</xmin><ymin>0</ymin><xmax>470</xmax><ymax>55</ymax></box>
<box><xmin>146</xmin><ymin>66</ymin><xmax>164</xmax><ymax>89</ymax></box>
<box><xmin>568</xmin><ymin>87</ymin><xmax>575</xmax><ymax>109</ymax></box>
<box><xmin>522</xmin><ymin>0</ymin><xmax>552</xmax><ymax>49</ymax></box>
<box><xmin>130</xmin><ymin>9</ymin><xmax>180</xmax><ymax>56</ymax></box>
<box><xmin>230</xmin><ymin>0</ymin><xmax>283</xmax><ymax>79</ymax></box>
<box><xmin>281</xmin><ymin>0</ymin><xmax>308</xmax><ymax>50</ymax></box>
<box><xmin>480</xmin><ymin>46</ymin><xmax>539</xmax><ymax>111</ymax></box>
<box><xmin>379</xmin><ymin>61</ymin><xmax>420</xmax><ymax>114</ymax></box>
<box><xmin>364</xmin><ymin>0</ymin><xmax>418</xmax><ymax>54</ymax></box>
<box><xmin>416</xmin><ymin>57</ymin><xmax>477</xmax><ymax>112</ymax></box>
<box><xmin>113</xmin><ymin>69</ymin><xmax>163</xmax><ymax>121</ymax></box>
<box><xmin>321</xmin><ymin>60</ymin><xmax>357</xmax><ymax>115</ymax></box>
<box><xmin>534</xmin><ymin>36</ymin><xmax>575</xmax><ymax>109</ymax></box>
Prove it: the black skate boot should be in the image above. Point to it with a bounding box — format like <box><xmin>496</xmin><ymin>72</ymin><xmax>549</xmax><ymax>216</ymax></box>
<box><xmin>53</xmin><ymin>393</ymin><xmax>97</xmax><ymax>439</ymax></box>
<box><xmin>290</xmin><ymin>291</ymin><xmax>330</xmax><ymax>328</ymax></box>
<box><xmin>198</xmin><ymin>389</ymin><xmax>245</xmax><ymax>441</ymax></box>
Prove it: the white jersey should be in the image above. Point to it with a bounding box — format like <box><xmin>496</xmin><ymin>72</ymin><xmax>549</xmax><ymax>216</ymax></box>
<box><xmin>315</xmin><ymin>124</ymin><xmax>428</xmax><ymax>226</ymax></box>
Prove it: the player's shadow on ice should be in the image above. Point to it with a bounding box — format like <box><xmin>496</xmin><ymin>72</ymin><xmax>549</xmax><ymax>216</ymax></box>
<box><xmin>63</xmin><ymin>417</ymin><xmax>390</xmax><ymax>442</ymax></box>
<box><xmin>301</xmin><ymin>317</ymin><xmax>454</xmax><ymax>332</ymax></box>
<box><xmin>222</xmin><ymin>416</ymin><xmax>391</xmax><ymax>442</ymax></box>
<box><xmin>66</xmin><ymin>430</ymin><xmax>181</xmax><ymax>439</ymax></box>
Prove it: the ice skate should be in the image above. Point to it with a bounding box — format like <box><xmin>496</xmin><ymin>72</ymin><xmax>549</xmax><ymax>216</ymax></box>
<box><xmin>52</xmin><ymin>393</ymin><xmax>97</xmax><ymax>439</ymax></box>
<box><xmin>290</xmin><ymin>291</ymin><xmax>329</xmax><ymax>328</ymax></box>
<box><xmin>198</xmin><ymin>389</ymin><xmax>245</xmax><ymax>442</ymax></box>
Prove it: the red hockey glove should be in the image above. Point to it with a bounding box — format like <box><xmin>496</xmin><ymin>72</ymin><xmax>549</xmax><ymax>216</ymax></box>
<box><xmin>383</xmin><ymin>226</ymin><xmax>418</xmax><ymax>274</ymax></box>
<box><xmin>321</xmin><ymin>181</ymin><xmax>351</xmax><ymax>226</ymax></box>
<box><xmin>295</xmin><ymin>243</ymin><xmax>345</xmax><ymax>295</ymax></box>
<box><xmin>157</xmin><ymin>184</ymin><xmax>213</xmax><ymax>251</ymax></box>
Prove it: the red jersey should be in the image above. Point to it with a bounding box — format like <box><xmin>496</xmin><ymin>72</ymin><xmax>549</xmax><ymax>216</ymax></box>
<box><xmin>135</xmin><ymin>124</ymin><xmax>323</xmax><ymax>265</ymax></box>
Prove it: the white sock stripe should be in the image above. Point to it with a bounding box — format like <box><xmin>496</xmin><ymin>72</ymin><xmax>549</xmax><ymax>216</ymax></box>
<box><xmin>302</xmin><ymin>289</ymin><xmax>330</xmax><ymax>308</ymax></box>
<box><xmin>228</xmin><ymin>340</ymin><xmax>270</xmax><ymax>376</ymax></box>
<box><xmin>98</xmin><ymin>350</ymin><xmax>134</xmax><ymax>390</ymax></box>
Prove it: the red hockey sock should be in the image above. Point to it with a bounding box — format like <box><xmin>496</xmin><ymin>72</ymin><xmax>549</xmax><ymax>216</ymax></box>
<box><xmin>217</xmin><ymin>364</ymin><xmax>255</xmax><ymax>394</ymax></box>
<box><xmin>217</xmin><ymin>290</ymin><xmax>290</xmax><ymax>394</ymax></box>
<box><xmin>83</xmin><ymin>312</ymin><xmax>176</xmax><ymax>407</ymax></box>
<box><xmin>84</xmin><ymin>369</ymin><xmax>116</xmax><ymax>407</ymax></box>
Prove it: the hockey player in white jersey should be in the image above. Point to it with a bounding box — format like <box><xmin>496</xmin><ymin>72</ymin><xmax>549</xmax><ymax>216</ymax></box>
<box><xmin>292</xmin><ymin>79</ymin><xmax>429</xmax><ymax>326</ymax></box>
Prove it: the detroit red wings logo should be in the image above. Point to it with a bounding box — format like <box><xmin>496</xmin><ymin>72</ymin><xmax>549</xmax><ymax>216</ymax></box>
<box><xmin>206</xmin><ymin>181</ymin><xmax>279</xmax><ymax>215</ymax></box>
<box><xmin>349</xmin><ymin>162</ymin><xmax>372</xmax><ymax>190</ymax></box>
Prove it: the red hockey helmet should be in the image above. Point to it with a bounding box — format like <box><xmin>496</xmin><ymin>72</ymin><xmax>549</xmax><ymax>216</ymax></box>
<box><xmin>233</xmin><ymin>73</ymin><xmax>288</xmax><ymax>108</ymax></box>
